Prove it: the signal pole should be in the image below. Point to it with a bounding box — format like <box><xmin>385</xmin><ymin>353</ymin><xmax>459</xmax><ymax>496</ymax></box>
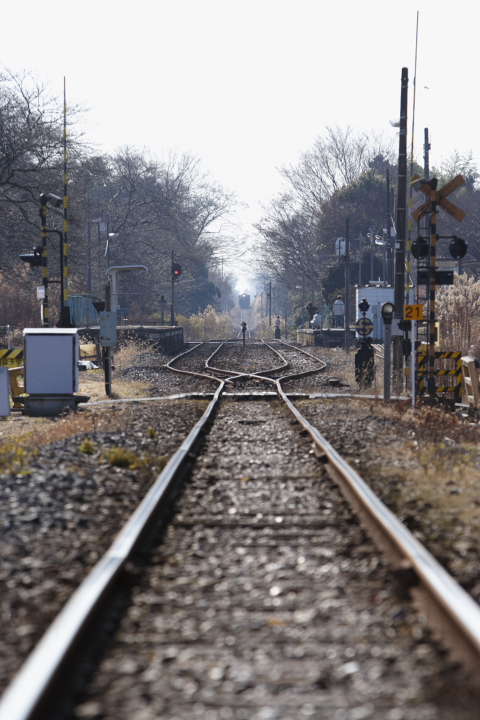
<box><xmin>171</xmin><ymin>250</ymin><xmax>175</xmax><ymax>326</ymax></box>
<box><xmin>40</xmin><ymin>198</ymin><xmax>49</xmax><ymax>327</ymax></box>
<box><xmin>393</xmin><ymin>67</ymin><xmax>409</xmax><ymax>383</ymax></box>
<box><xmin>345</xmin><ymin>218</ymin><xmax>351</xmax><ymax>354</ymax></box>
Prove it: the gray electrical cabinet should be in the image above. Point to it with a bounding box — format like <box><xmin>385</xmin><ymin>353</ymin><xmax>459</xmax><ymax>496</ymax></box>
<box><xmin>24</xmin><ymin>328</ymin><xmax>79</xmax><ymax>395</ymax></box>
<box><xmin>99</xmin><ymin>311</ymin><xmax>117</xmax><ymax>347</ymax></box>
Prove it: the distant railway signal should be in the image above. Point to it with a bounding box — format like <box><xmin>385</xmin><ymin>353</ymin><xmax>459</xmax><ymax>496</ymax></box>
<box><xmin>355</xmin><ymin>317</ymin><xmax>373</xmax><ymax>337</ymax></box>
<box><xmin>172</xmin><ymin>263</ymin><xmax>182</xmax><ymax>279</ymax></box>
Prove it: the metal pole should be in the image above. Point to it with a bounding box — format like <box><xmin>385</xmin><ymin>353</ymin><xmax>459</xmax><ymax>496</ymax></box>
<box><xmin>428</xmin><ymin>180</ymin><xmax>438</xmax><ymax>398</ymax></box>
<box><xmin>106</xmin><ymin>215</ymin><xmax>110</xmax><ymax>268</ymax></box>
<box><xmin>424</xmin><ymin>128</ymin><xmax>430</xmax><ymax>181</ymax></box>
<box><xmin>311</xmin><ymin>261</ymin><xmax>314</xmax><ymax>304</ymax></box>
<box><xmin>358</xmin><ymin>234</ymin><xmax>362</xmax><ymax>288</ymax></box>
<box><xmin>171</xmin><ymin>249</ymin><xmax>175</xmax><ymax>326</ymax></box>
<box><xmin>384</xmin><ymin>320</ymin><xmax>392</xmax><ymax>401</ymax></box>
<box><xmin>301</xmin><ymin>272</ymin><xmax>305</xmax><ymax>327</ymax></box>
<box><xmin>411</xmin><ymin>319</ymin><xmax>416</xmax><ymax>407</ymax></box>
<box><xmin>370</xmin><ymin>225</ymin><xmax>374</xmax><ymax>282</ymax></box>
<box><xmin>59</xmin><ymin>232</ymin><xmax>64</xmax><ymax>320</ymax></box>
<box><xmin>97</xmin><ymin>221</ymin><xmax>101</xmax><ymax>295</ymax></box>
<box><xmin>61</xmin><ymin>77</ymin><xmax>72</xmax><ymax>327</ymax></box>
<box><xmin>40</xmin><ymin>200</ymin><xmax>49</xmax><ymax>327</ymax></box>
<box><xmin>87</xmin><ymin>214</ymin><xmax>92</xmax><ymax>295</ymax></box>
<box><xmin>345</xmin><ymin>218</ymin><xmax>351</xmax><ymax>354</ymax></box>
<box><xmin>393</xmin><ymin>67</ymin><xmax>409</xmax><ymax>380</ymax></box>
<box><xmin>268</xmin><ymin>280</ymin><xmax>272</xmax><ymax>327</ymax></box>
<box><xmin>386</xmin><ymin>169</ymin><xmax>392</xmax><ymax>285</ymax></box>
<box><xmin>104</xmin><ymin>283</ymin><xmax>112</xmax><ymax>397</ymax></box>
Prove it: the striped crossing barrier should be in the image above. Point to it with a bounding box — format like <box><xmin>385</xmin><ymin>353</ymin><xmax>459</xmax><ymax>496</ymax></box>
<box><xmin>0</xmin><ymin>349</ymin><xmax>24</xmax><ymax>368</ymax></box>
<box><xmin>417</xmin><ymin>349</ymin><xmax>462</xmax><ymax>401</ymax></box>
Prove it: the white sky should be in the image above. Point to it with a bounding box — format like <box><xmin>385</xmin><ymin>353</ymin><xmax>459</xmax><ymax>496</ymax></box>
<box><xmin>2</xmin><ymin>0</ymin><xmax>479</xmax><ymax>260</ymax></box>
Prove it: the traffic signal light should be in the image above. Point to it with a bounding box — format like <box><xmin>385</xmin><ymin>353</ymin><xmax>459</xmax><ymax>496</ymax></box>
<box><xmin>172</xmin><ymin>263</ymin><xmax>182</xmax><ymax>278</ymax></box>
<box><xmin>19</xmin><ymin>246</ymin><xmax>43</xmax><ymax>266</ymax></box>
<box><xmin>358</xmin><ymin>298</ymin><xmax>370</xmax><ymax>313</ymax></box>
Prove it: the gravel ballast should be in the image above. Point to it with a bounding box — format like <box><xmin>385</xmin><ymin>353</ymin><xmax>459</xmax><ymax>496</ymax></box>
<box><xmin>77</xmin><ymin>399</ymin><xmax>478</xmax><ymax>720</ymax></box>
<box><xmin>0</xmin><ymin>399</ymin><xmax>206</xmax><ymax>694</ymax></box>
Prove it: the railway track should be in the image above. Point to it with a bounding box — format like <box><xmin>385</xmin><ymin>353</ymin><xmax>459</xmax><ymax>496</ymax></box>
<box><xmin>1</xmin><ymin>340</ymin><xmax>480</xmax><ymax>719</ymax></box>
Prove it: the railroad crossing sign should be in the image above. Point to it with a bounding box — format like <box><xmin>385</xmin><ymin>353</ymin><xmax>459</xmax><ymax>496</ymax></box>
<box><xmin>355</xmin><ymin>317</ymin><xmax>374</xmax><ymax>336</ymax></box>
<box><xmin>412</xmin><ymin>174</ymin><xmax>466</xmax><ymax>223</ymax></box>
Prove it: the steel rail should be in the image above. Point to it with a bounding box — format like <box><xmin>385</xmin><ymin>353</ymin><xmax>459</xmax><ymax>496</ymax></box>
<box><xmin>7</xmin><ymin>342</ymin><xmax>480</xmax><ymax>718</ymax></box>
<box><xmin>166</xmin><ymin>341</ymin><xmax>234</xmax><ymax>385</ymax></box>
<box><xmin>0</xmin><ymin>343</ymin><xmax>296</xmax><ymax>719</ymax></box>
<box><xmin>275</xmin><ymin>379</ymin><xmax>480</xmax><ymax>675</ymax></box>
<box><xmin>205</xmin><ymin>341</ymin><xmax>288</xmax><ymax>378</ymax></box>
<box><xmin>263</xmin><ymin>340</ymin><xmax>326</xmax><ymax>383</ymax></box>
<box><xmin>146</xmin><ymin>344</ymin><xmax>480</xmax><ymax>672</ymax></box>
<box><xmin>0</xmin><ymin>380</ymin><xmax>225</xmax><ymax>720</ymax></box>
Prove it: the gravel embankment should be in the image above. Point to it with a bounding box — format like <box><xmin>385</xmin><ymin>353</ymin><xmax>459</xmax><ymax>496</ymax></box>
<box><xmin>77</xmin><ymin>399</ymin><xmax>477</xmax><ymax>720</ymax></box>
<box><xmin>0</xmin><ymin>399</ymin><xmax>206</xmax><ymax>694</ymax></box>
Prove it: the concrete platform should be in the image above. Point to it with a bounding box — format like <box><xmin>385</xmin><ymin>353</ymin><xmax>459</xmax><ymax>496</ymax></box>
<box><xmin>296</xmin><ymin>328</ymin><xmax>356</xmax><ymax>348</ymax></box>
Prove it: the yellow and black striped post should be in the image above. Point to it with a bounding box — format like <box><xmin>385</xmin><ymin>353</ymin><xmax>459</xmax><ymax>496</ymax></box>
<box><xmin>428</xmin><ymin>180</ymin><xmax>438</xmax><ymax>397</ymax></box>
<box><xmin>40</xmin><ymin>198</ymin><xmax>49</xmax><ymax>326</ymax></box>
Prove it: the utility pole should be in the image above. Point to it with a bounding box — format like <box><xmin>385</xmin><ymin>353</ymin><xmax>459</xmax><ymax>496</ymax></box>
<box><xmin>393</xmin><ymin>67</ymin><xmax>409</xmax><ymax>383</ymax></box>
<box><xmin>311</xmin><ymin>261</ymin><xmax>315</xmax><ymax>304</ymax></box>
<box><xmin>345</xmin><ymin>218</ymin><xmax>351</xmax><ymax>354</ymax></box>
<box><xmin>104</xmin><ymin>283</ymin><xmax>112</xmax><ymax>397</ymax></box>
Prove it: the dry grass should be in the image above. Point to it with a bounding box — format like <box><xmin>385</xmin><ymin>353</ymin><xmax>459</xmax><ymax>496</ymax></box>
<box><xmin>309</xmin><ymin>346</ymin><xmax>386</xmax><ymax>395</ymax></box>
<box><xmin>114</xmin><ymin>339</ymin><xmax>156</xmax><ymax>371</ymax></box>
<box><xmin>78</xmin><ymin>370</ymin><xmax>155</xmax><ymax>402</ymax></box>
<box><xmin>302</xmin><ymin>395</ymin><xmax>480</xmax><ymax>577</ymax></box>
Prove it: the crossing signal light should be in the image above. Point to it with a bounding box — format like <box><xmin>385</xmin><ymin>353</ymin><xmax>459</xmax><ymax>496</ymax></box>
<box><xmin>172</xmin><ymin>263</ymin><xmax>182</xmax><ymax>278</ymax></box>
<box><xmin>19</xmin><ymin>246</ymin><xmax>43</xmax><ymax>266</ymax></box>
<box><xmin>449</xmin><ymin>236</ymin><xmax>468</xmax><ymax>260</ymax></box>
<box><xmin>411</xmin><ymin>236</ymin><xmax>429</xmax><ymax>260</ymax></box>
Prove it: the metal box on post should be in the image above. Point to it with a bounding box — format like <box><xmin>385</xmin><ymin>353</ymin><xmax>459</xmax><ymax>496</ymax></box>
<box><xmin>23</xmin><ymin>328</ymin><xmax>79</xmax><ymax>395</ymax></box>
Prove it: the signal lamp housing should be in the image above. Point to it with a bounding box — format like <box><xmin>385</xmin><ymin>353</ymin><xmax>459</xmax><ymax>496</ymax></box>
<box><xmin>19</xmin><ymin>246</ymin><xmax>43</xmax><ymax>266</ymax></box>
<box><xmin>411</xmin><ymin>236</ymin><xmax>429</xmax><ymax>260</ymax></box>
<box><xmin>381</xmin><ymin>302</ymin><xmax>395</xmax><ymax>323</ymax></box>
<box><xmin>449</xmin><ymin>236</ymin><xmax>468</xmax><ymax>260</ymax></box>
<box><xmin>358</xmin><ymin>298</ymin><xmax>370</xmax><ymax>313</ymax></box>
<box><xmin>171</xmin><ymin>263</ymin><xmax>182</xmax><ymax>278</ymax></box>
